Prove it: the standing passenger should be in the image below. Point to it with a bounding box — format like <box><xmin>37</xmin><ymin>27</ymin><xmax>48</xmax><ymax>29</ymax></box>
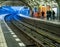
<box><xmin>52</xmin><ymin>10</ymin><xmax>55</xmax><ymax>20</ymax></box>
<box><xmin>46</xmin><ymin>10</ymin><xmax>52</xmax><ymax>20</ymax></box>
<box><xmin>41</xmin><ymin>11</ymin><xmax>45</xmax><ymax>19</ymax></box>
<box><xmin>46</xmin><ymin>5</ymin><xmax>52</xmax><ymax>20</ymax></box>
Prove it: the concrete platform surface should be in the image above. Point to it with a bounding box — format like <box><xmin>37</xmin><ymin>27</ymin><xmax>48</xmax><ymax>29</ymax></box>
<box><xmin>0</xmin><ymin>20</ymin><xmax>26</xmax><ymax>47</ymax></box>
<box><xmin>0</xmin><ymin>20</ymin><xmax>7</xmax><ymax>47</ymax></box>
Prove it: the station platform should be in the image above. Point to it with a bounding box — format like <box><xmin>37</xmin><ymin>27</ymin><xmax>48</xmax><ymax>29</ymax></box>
<box><xmin>0</xmin><ymin>20</ymin><xmax>7</xmax><ymax>47</ymax></box>
<box><xmin>0</xmin><ymin>19</ymin><xmax>25</xmax><ymax>47</ymax></box>
<box><xmin>19</xmin><ymin>14</ymin><xmax>60</xmax><ymax>25</ymax></box>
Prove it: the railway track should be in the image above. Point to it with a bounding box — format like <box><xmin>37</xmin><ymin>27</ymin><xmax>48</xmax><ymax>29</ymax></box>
<box><xmin>12</xmin><ymin>15</ymin><xmax>60</xmax><ymax>47</ymax></box>
<box><xmin>4</xmin><ymin>15</ymin><xmax>37</xmax><ymax>47</ymax></box>
<box><xmin>19</xmin><ymin>16</ymin><xmax>60</xmax><ymax>36</ymax></box>
<box><xmin>4</xmin><ymin>14</ymin><xmax>60</xmax><ymax>47</ymax></box>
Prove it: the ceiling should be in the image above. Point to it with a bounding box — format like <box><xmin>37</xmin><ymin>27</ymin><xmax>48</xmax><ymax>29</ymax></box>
<box><xmin>0</xmin><ymin>0</ymin><xmax>60</xmax><ymax>7</ymax></box>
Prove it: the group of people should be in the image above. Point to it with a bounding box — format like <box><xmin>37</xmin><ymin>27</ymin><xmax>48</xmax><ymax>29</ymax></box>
<box><xmin>42</xmin><ymin>10</ymin><xmax>55</xmax><ymax>20</ymax></box>
<box><xmin>32</xmin><ymin>5</ymin><xmax>56</xmax><ymax>20</ymax></box>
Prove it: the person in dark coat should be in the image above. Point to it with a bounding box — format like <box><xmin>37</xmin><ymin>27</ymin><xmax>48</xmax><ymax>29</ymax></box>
<box><xmin>41</xmin><ymin>11</ymin><xmax>45</xmax><ymax>19</ymax></box>
<box><xmin>52</xmin><ymin>10</ymin><xmax>55</xmax><ymax>20</ymax></box>
<box><xmin>46</xmin><ymin>10</ymin><xmax>52</xmax><ymax>20</ymax></box>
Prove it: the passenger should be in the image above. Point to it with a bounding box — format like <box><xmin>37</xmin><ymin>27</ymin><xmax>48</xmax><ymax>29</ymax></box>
<box><xmin>41</xmin><ymin>11</ymin><xmax>45</xmax><ymax>19</ymax></box>
<box><xmin>52</xmin><ymin>10</ymin><xmax>55</xmax><ymax>20</ymax></box>
<box><xmin>46</xmin><ymin>10</ymin><xmax>52</xmax><ymax>20</ymax></box>
<box><xmin>32</xmin><ymin>11</ymin><xmax>34</xmax><ymax>17</ymax></box>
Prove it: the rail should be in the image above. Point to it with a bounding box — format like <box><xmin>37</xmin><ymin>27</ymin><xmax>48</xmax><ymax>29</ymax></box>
<box><xmin>4</xmin><ymin>14</ymin><xmax>60</xmax><ymax>47</ymax></box>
